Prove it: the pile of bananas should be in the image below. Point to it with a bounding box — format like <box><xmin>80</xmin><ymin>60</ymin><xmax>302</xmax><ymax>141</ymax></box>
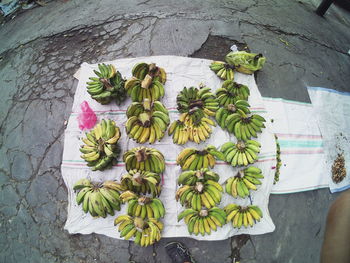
<box><xmin>177</xmin><ymin>86</ymin><xmax>219</xmax><ymax>119</ymax></box>
<box><xmin>123</xmin><ymin>147</ymin><xmax>165</xmax><ymax>173</ymax></box>
<box><xmin>221</xmin><ymin>140</ymin><xmax>261</xmax><ymax>167</ymax></box>
<box><xmin>177</xmin><ymin>207</ymin><xmax>226</xmax><ymax>236</ymax></box>
<box><xmin>224</xmin><ymin>204</ymin><xmax>263</xmax><ymax>228</ymax></box>
<box><xmin>126</xmin><ymin>99</ymin><xmax>168</xmax><ymax>118</ymax></box>
<box><xmin>217</xmin><ymin>80</ymin><xmax>250</xmax><ymax>101</ymax></box>
<box><xmin>178</xmin><ymin>168</ymin><xmax>219</xmax><ymax>186</ymax></box>
<box><xmin>86</xmin><ymin>63</ymin><xmax>126</xmax><ymax>104</ymax></box>
<box><xmin>120</xmin><ymin>191</ymin><xmax>165</xmax><ymax>219</ymax></box>
<box><xmin>121</xmin><ymin>169</ymin><xmax>161</xmax><ymax>197</ymax></box>
<box><xmin>226</xmin><ymin>111</ymin><xmax>266</xmax><ymax>140</ymax></box>
<box><xmin>225</xmin><ymin>166</ymin><xmax>264</xmax><ymax>198</ymax></box>
<box><xmin>125</xmin><ymin>100</ymin><xmax>170</xmax><ymax>143</ymax></box>
<box><xmin>74</xmin><ymin>179</ymin><xmax>124</xmax><ymax>217</ymax></box>
<box><xmin>114</xmin><ymin>215</ymin><xmax>163</xmax><ymax>246</ymax></box>
<box><xmin>176</xmin><ymin>180</ymin><xmax>223</xmax><ymax>209</ymax></box>
<box><xmin>215</xmin><ymin>100</ymin><xmax>250</xmax><ymax>129</ymax></box>
<box><xmin>209</xmin><ymin>61</ymin><xmax>235</xmax><ymax>80</ymax></box>
<box><xmin>80</xmin><ymin>119</ymin><xmax>121</xmax><ymax>171</ymax></box>
<box><xmin>176</xmin><ymin>146</ymin><xmax>224</xmax><ymax>170</ymax></box>
<box><xmin>225</xmin><ymin>51</ymin><xmax>266</xmax><ymax>75</ymax></box>
<box><xmin>168</xmin><ymin>113</ymin><xmax>216</xmax><ymax>144</ymax></box>
<box><xmin>125</xmin><ymin>62</ymin><xmax>166</xmax><ymax>102</ymax></box>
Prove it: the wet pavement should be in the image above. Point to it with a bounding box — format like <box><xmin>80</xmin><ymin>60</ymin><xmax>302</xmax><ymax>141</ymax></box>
<box><xmin>0</xmin><ymin>0</ymin><xmax>349</xmax><ymax>262</ymax></box>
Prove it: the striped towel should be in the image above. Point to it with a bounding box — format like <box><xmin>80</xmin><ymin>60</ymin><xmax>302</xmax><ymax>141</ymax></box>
<box><xmin>264</xmin><ymin>98</ymin><xmax>329</xmax><ymax>194</ymax></box>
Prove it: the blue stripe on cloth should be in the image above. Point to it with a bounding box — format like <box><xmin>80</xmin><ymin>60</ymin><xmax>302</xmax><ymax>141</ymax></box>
<box><xmin>279</xmin><ymin>140</ymin><xmax>323</xmax><ymax>148</ymax></box>
<box><xmin>307</xmin><ymin>87</ymin><xmax>350</xmax><ymax>96</ymax></box>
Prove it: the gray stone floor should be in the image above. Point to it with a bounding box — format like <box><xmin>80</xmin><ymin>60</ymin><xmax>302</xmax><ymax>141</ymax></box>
<box><xmin>0</xmin><ymin>0</ymin><xmax>349</xmax><ymax>262</ymax></box>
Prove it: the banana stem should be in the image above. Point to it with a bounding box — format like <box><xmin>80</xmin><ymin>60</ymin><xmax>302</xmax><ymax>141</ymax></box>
<box><xmin>141</xmin><ymin>74</ymin><xmax>153</xmax><ymax>89</ymax></box>
<box><xmin>100</xmin><ymin>78</ymin><xmax>113</xmax><ymax>91</ymax></box>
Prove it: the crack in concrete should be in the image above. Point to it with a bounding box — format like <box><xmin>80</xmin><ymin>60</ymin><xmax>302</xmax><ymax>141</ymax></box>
<box><xmin>240</xmin><ymin>19</ymin><xmax>349</xmax><ymax>55</ymax></box>
<box><xmin>230</xmin><ymin>234</ymin><xmax>251</xmax><ymax>262</ymax></box>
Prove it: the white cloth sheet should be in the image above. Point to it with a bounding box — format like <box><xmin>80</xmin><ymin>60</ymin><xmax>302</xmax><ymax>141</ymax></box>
<box><xmin>62</xmin><ymin>56</ymin><xmax>276</xmax><ymax>240</ymax></box>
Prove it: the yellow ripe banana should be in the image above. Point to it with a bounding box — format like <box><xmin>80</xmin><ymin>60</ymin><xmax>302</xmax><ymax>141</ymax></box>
<box><xmin>182</xmin><ymin>154</ymin><xmax>197</xmax><ymax>170</ymax></box>
<box><xmin>227</xmin><ymin>209</ymin><xmax>239</xmax><ymax>222</ymax></box>
<box><xmin>200</xmin><ymin>193</ymin><xmax>211</xmax><ymax>209</ymax></box>
<box><xmin>246</xmin><ymin>210</ymin><xmax>254</xmax><ymax>226</ymax></box>
<box><xmin>207</xmin><ymin>154</ymin><xmax>216</xmax><ymax>168</ymax></box>
<box><xmin>203</xmin><ymin>218</ymin><xmax>211</xmax><ymax>234</ymax></box>
<box><xmin>231</xmin><ymin>178</ymin><xmax>238</xmax><ymax>197</ymax></box>
<box><xmin>243</xmin><ymin>212</ymin><xmax>248</xmax><ymax>228</ymax></box>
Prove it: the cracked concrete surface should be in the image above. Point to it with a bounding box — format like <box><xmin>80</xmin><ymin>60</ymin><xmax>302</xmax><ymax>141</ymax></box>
<box><xmin>0</xmin><ymin>0</ymin><xmax>349</xmax><ymax>262</ymax></box>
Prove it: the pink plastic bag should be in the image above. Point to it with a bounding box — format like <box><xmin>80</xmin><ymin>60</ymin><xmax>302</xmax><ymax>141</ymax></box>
<box><xmin>77</xmin><ymin>101</ymin><xmax>97</xmax><ymax>130</ymax></box>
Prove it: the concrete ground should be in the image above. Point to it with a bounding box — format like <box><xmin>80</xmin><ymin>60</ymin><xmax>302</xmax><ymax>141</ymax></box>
<box><xmin>0</xmin><ymin>0</ymin><xmax>349</xmax><ymax>262</ymax></box>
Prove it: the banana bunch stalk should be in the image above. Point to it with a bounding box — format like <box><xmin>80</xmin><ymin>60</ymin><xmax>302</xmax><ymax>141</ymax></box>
<box><xmin>274</xmin><ymin>134</ymin><xmax>282</xmax><ymax>184</ymax></box>
<box><xmin>123</xmin><ymin>147</ymin><xmax>165</xmax><ymax>173</ymax></box>
<box><xmin>221</xmin><ymin>140</ymin><xmax>261</xmax><ymax>167</ymax></box>
<box><xmin>176</xmin><ymin>180</ymin><xmax>223</xmax><ymax>209</ymax></box>
<box><xmin>225</xmin><ymin>166</ymin><xmax>264</xmax><ymax>198</ymax></box>
<box><xmin>125</xmin><ymin>104</ymin><xmax>170</xmax><ymax>143</ymax></box>
<box><xmin>217</xmin><ymin>80</ymin><xmax>250</xmax><ymax>101</ymax></box>
<box><xmin>224</xmin><ymin>204</ymin><xmax>263</xmax><ymax>229</ymax></box>
<box><xmin>225</xmin><ymin>51</ymin><xmax>266</xmax><ymax>74</ymax></box>
<box><xmin>80</xmin><ymin>119</ymin><xmax>121</xmax><ymax>171</ymax></box>
<box><xmin>215</xmin><ymin>100</ymin><xmax>250</xmax><ymax>129</ymax></box>
<box><xmin>120</xmin><ymin>191</ymin><xmax>165</xmax><ymax>219</ymax></box>
<box><xmin>86</xmin><ymin>63</ymin><xmax>126</xmax><ymax>105</ymax></box>
<box><xmin>121</xmin><ymin>169</ymin><xmax>161</xmax><ymax>197</ymax></box>
<box><xmin>178</xmin><ymin>168</ymin><xmax>219</xmax><ymax>186</ymax></box>
<box><xmin>209</xmin><ymin>61</ymin><xmax>235</xmax><ymax>80</ymax></box>
<box><xmin>225</xmin><ymin>110</ymin><xmax>266</xmax><ymax>140</ymax></box>
<box><xmin>114</xmin><ymin>215</ymin><xmax>163</xmax><ymax>246</ymax></box>
<box><xmin>126</xmin><ymin>99</ymin><xmax>168</xmax><ymax>118</ymax></box>
<box><xmin>177</xmin><ymin>86</ymin><xmax>219</xmax><ymax>120</ymax></box>
<box><xmin>168</xmin><ymin>114</ymin><xmax>216</xmax><ymax>144</ymax></box>
<box><xmin>125</xmin><ymin>62</ymin><xmax>166</xmax><ymax>102</ymax></box>
<box><xmin>177</xmin><ymin>207</ymin><xmax>226</xmax><ymax>236</ymax></box>
<box><xmin>74</xmin><ymin>179</ymin><xmax>124</xmax><ymax>218</ymax></box>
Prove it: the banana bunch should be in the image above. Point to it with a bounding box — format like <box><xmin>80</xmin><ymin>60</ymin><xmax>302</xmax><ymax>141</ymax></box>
<box><xmin>225</xmin><ymin>166</ymin><xmax>264</xmax><ymax>198</ymax></box>
<box><xmin>80</xmin><ymin>119</ymin><xmax>121</xmax><ymax>171</ymax></box>
<box><xmin>225</xmin><ymin>110</ymin><xmax>266</xmax><ymax>140</ymax></box>
<box><xmin>126</xmin><ymin>98</ymin><xmax>168</xmax><ymax>118</ymax></box>
<box><xmin>216</xmin><ymin>81</ymin><xmax>251</xmax><ymax>107</ymax></box>
<box><xmin>221</xmin><ymin>140</ymin><xmax>261</xmax><ymax>167</ymax></box>
<box><xmin>225</xmin><ymin>51</ymin><xmax>266</xmax><ymax>74</ymax></box>
<box><xmin>168</xmin><ymin>114</ymin><xmax>216</xmax><ymax>144</ymax></box>
<box><xmin>176</xmin><ymin>180</ymin><xmax>223</xmax><ymax>209</ymax></box>
<box><xmin>74</xmin><ymin>179</ymin><xmax>124</xmax><ymax>217</ymax></box>
<box><xmin>125</xmin><ymin>62</ymin><xmax>166</xmax><ymax>102</ymax></box>
<box><xmin>125</xmin><ymin>104</ymin><xmax>170</xmax><ymax>143</ymax></box>
<box><xmin>178</xmin><ymin>168</ymin><xmax>219</xmax><ymax>186</ymax></box>
<box><xmin>224</xmin><ymin>204</ymin><xmax>263</xmax><ymax>229</ymax></box>
<box><xmin>132</xmin><ymin>62</ymin><xmax>167</xmax><ymax>83</ymax></box>
<box><xmin>121</xmin><ymin>169</ymin><xmax>161</xmax><ymax>197</ymax></box>
<box><xmin>176</xmin><ymin>147</ymin><xmax>218</xmax><ymax>170</ymax></box>
<box><xmin>86</xmin><ymin>63</ymin><xmax>126</xmax><ymax>105</ymax></box>
<box><xmin>209</xmin><ymin>61</ymin><xmax>235</xmax><ymax>80</ymax></box>
<box><xmin>177</xmin><ymin>207</ymin><xmax>226</xmax><ymax>236</ymax></box>
<box><xmin>177</xmin><ymin>86</ymin><xmax>219</xmax><ymax>119</ymax></box>
<box><xmin>215</xmin><ymin>100</ymin><xmax>250</xmax><ymax>129</ymax></box>
<box><xmin>123</xmin><ymin>147</ymin><xmax>165</xmax><ymax>173</ymax></box>
<box><xmin>120</xmin><ymin>191</ymin><xmax>165</xmax><ymax>219</ymax></box>
<box><xmin>114</xmin><ymin>215</ymin><xmax>163</xmax><ymax>246</ymax></box>
<box><xmin>217</xmin><ymin>80</ymin><xmax>250</xmax><ymax>101</ymax></box>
